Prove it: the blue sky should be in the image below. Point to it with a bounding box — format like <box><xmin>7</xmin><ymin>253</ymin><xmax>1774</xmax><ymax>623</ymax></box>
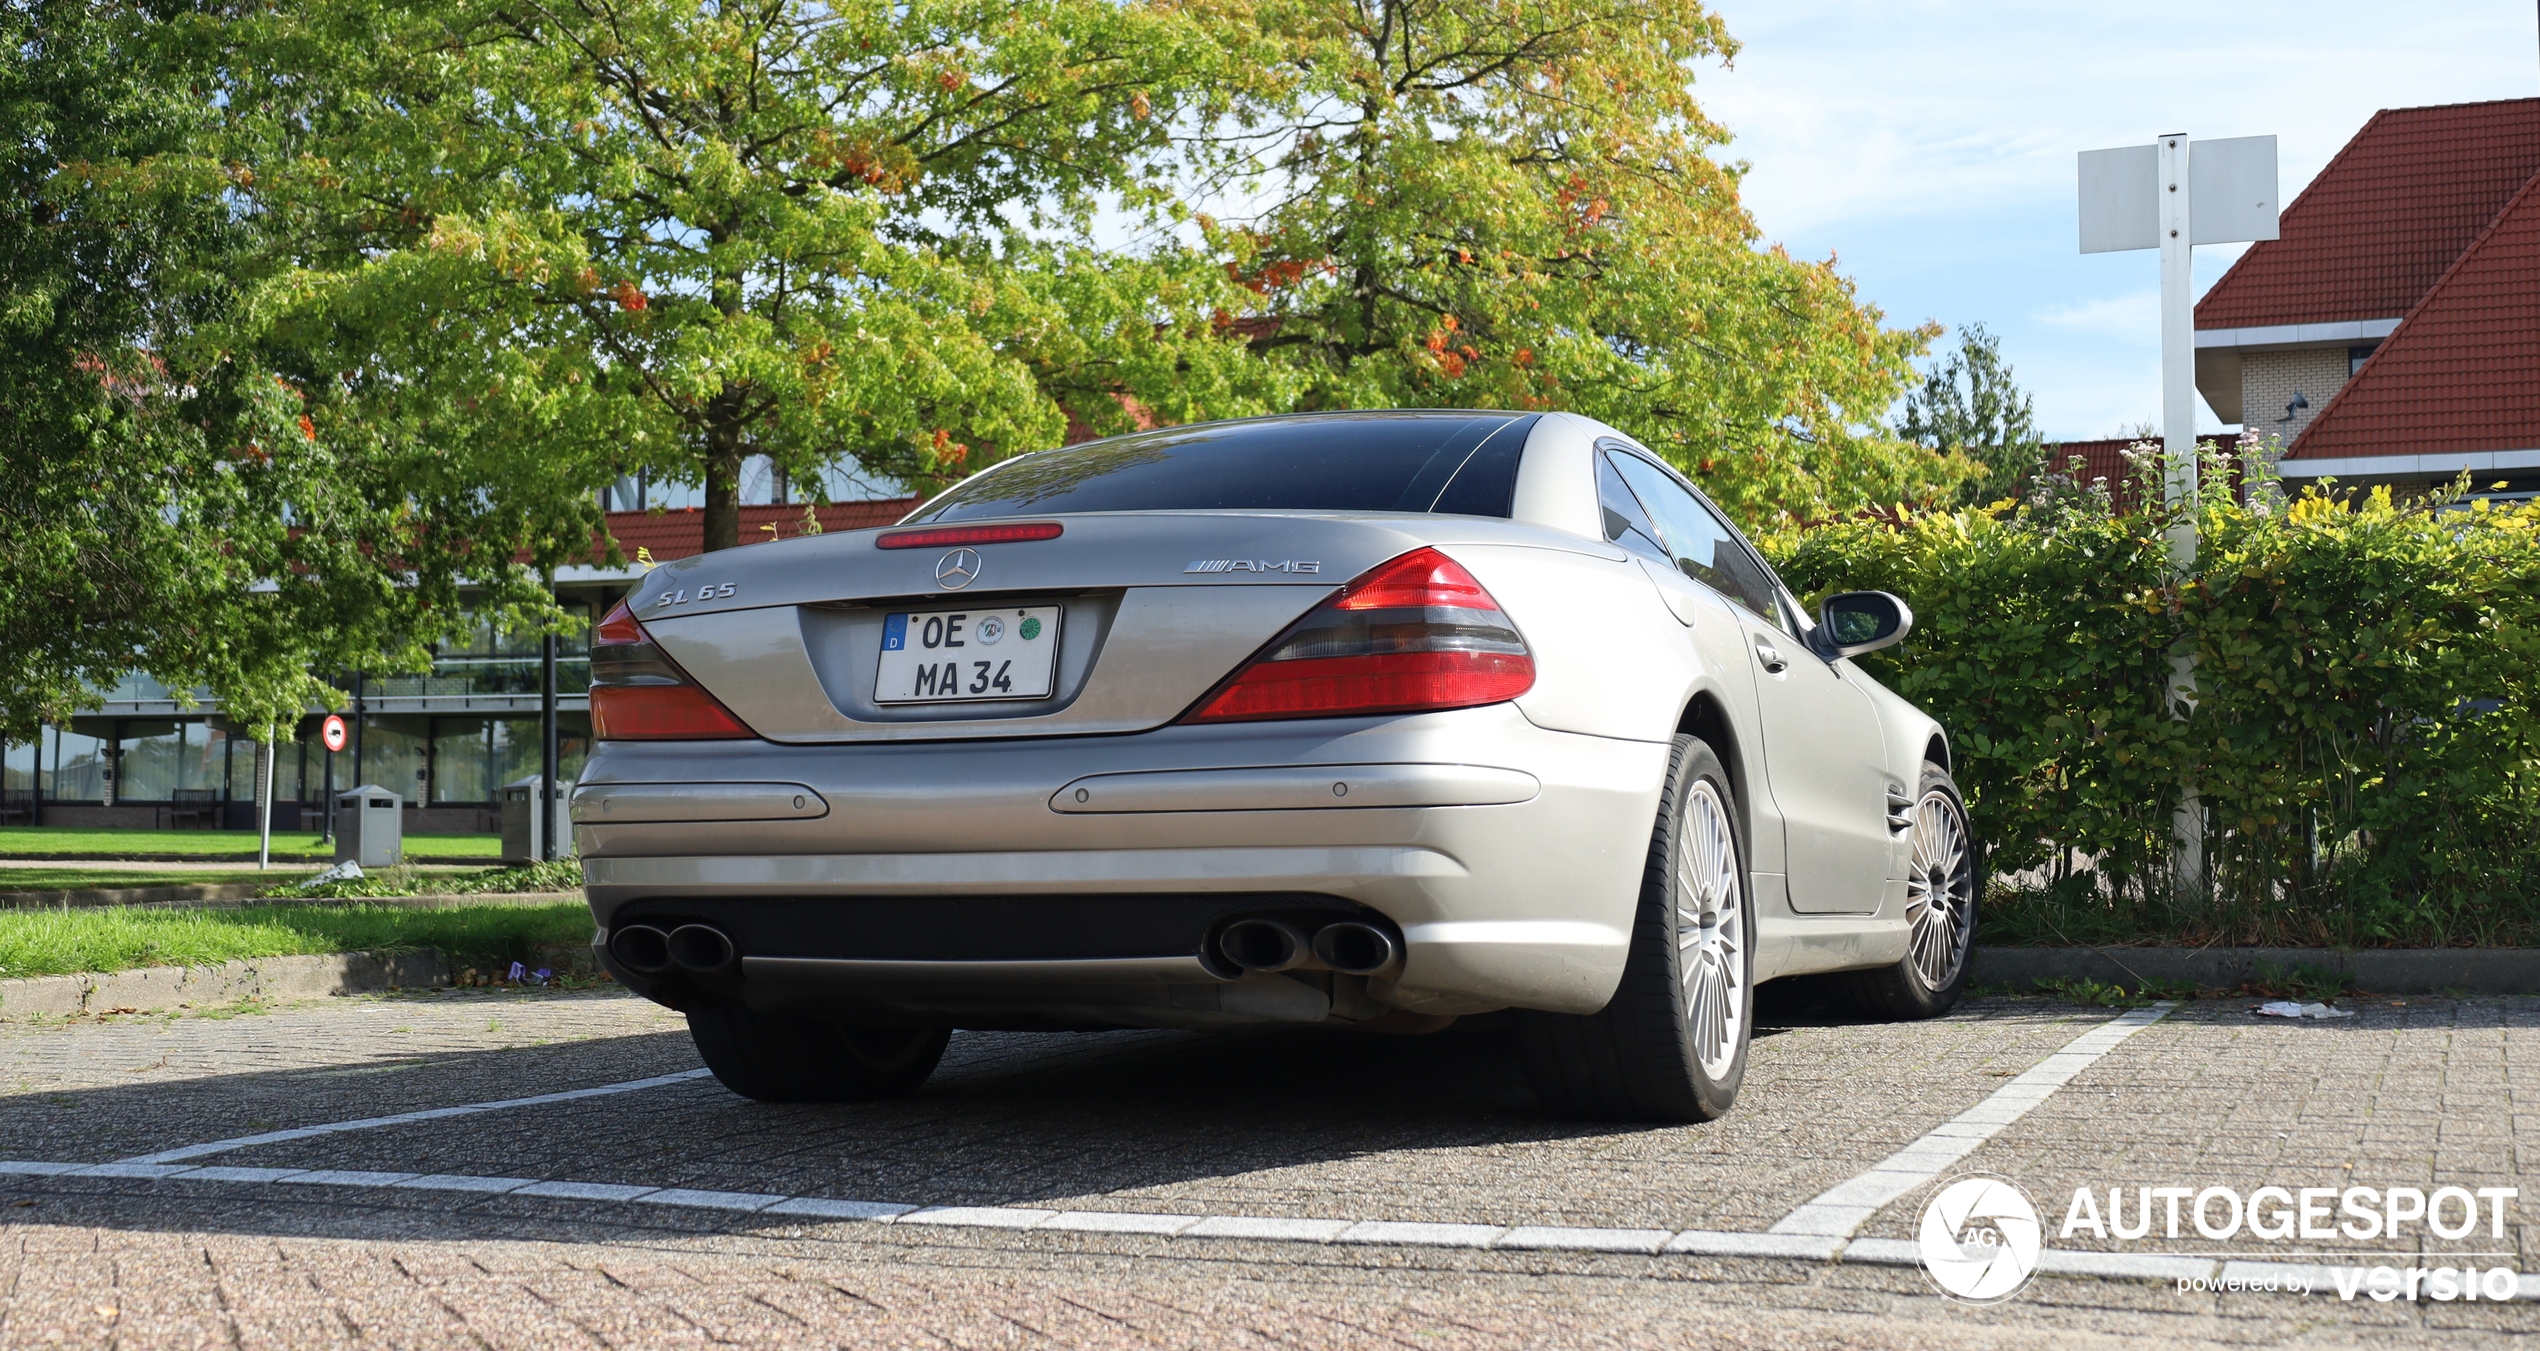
<box><xmin>1697</xmin><ymin>1</ymin><xmax>2540</xmax><ymax>440</ymax></box>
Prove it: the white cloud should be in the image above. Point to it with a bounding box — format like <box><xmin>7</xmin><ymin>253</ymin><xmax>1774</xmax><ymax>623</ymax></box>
<box><xmin>2033</xmin><ymin>291</ymin><xmax>2161</xmax><ymax>344</ymax></box>
<box><xmin>1696</xmin><ymin>0</ymin><xmax>2540</xmax><ymax>438</ymax></box>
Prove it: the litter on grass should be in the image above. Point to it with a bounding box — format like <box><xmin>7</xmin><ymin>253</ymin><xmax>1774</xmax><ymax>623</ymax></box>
<box><xmin>304</xmin><ymin>860</ymin><xmax>364</xmax><ymax>885</ymax></box>
<box><xmin>2254</xmin><ymin>1000</ymin><xmax>2355</xmax><ymax>1019</ymax></box>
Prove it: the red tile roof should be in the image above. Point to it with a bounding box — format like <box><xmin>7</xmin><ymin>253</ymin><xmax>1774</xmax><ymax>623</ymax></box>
<box><xmin>595</xmin><ymin>498</ymin><xmax>921</xmax><ymax>565</ymax></box>
<box><xmin>2039</xmin><ymin>438</ymin><xmax>2151</xmax><ymax>509</ymax></box>
<box><xmin>2195</xmin><ymin>99</ymin><xmax>2540</xmax><ymax>330</ymax></box>
<box><xmin>2286</xmin><ymin>170</ymin><xmax>2540</xmax><ymax>463</ymax></box>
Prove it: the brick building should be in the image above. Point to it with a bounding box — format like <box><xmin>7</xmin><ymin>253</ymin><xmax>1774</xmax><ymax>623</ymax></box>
<box><xmin>2192</xmin><ymin>98</ymin><xmax>2540</xmax><ymax>495</ymax></box>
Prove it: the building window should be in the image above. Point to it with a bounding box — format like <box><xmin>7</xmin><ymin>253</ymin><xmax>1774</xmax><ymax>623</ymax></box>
<box><xmin>427</xmin><ymin>718</ymin><xmax>591</xmax><ymax>804</ymax></box>
<box><xmin>2</xmin><ymin>739</ymin><xmax>35</xmax><ymax>797</ymax></box>
<box><xmin>48</xmin><ymin>728</ymin><xmax>108</xmax><ymax>801</ymax></box>
<box><xmin>117</xmin><ymin>720</ymin><xmax>232</xmax><ymax>802</ymax></box>
<box><xmin>2349</xmin><ymin>343</ymin><xmax>2381</xmax><ymax>376</ymax></box>
<box><xmin>352</xmin><ymin>722</ymin><xmax>428</xmax><ymax>802</ymax></box>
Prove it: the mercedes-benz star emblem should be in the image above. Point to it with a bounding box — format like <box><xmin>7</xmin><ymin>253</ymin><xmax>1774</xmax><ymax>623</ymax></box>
<box><xmin>934</xmin><ymin>548</ymin><xmax>981</xmax><ymax>590</ymax></box>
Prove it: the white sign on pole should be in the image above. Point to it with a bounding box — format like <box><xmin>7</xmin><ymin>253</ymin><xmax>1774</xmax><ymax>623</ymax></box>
<box><xmin>2078</xmin><ymin>135</ymin><xmax>2276</xmax><ymax>255</ymax></box>
<box><xmin>2188</xmin><ymin>136</ymin><xmax>2281</xmax><ymax>246</ymax></box>
<box><xmin>2076</xmin><ymin>131</ymin><xmax>2279</xmax><ymax>899</ymax></box>
<box><xmin>2074</xmin><ymin>132</ymin><xmax>2281</xmax><ymax>522</ymax></box>
<box><xmin>2076</xmin><ymin>145</ymin><xmax>2158</xmax><ymax>253</ymax></box>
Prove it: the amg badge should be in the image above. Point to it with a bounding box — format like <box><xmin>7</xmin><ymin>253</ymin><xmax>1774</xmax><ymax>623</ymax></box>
<box><xmin>1185</xmin><ymin>559</ymin><xmax>1322</xmax><ymax>574</ymax></box>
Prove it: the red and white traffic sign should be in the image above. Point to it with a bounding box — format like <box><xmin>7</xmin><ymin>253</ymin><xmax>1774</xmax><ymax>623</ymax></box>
<box><xmin>320</xmin><ymin>714</ymin><xmax>348</xmax><ymax>753</ymax></box>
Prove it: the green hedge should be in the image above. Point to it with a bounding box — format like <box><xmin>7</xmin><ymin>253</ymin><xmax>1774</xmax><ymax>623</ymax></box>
<box><xmin>1768</xmin><ymin>460</ymin><xmax>2540</xmax><ymax>947</ymax></box>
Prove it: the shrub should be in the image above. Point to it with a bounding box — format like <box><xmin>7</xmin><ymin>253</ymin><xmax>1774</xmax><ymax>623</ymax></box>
<box><xmin>1768</xmin><ymin>452</ymin><xmax>2540</xmax><ymax>947</ymax></box>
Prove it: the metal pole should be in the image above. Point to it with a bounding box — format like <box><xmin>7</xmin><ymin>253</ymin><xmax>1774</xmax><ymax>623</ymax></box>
<box><xmin>2158</xmin><ymin>133</ymin><xmax>2198</xmax><ymax>543</ymax></box>
<box><xmin>350</xmin><ymin>671</ymin><xmax>366</xmax><ymax>791</ymax></box>
<box><xmin>540</xmin><ymin>629</ymin><xmax>559</xmax><ymax>861</ymax></box>
<box><xmin>2157</xmin><ymin>132</ymin><xmax>2204</xmax><ymax>894</ymax></box>
<box><xmin>256</xmin><ymin>736</ymin><xmax>274</xmax><ymax>870</ymax></box>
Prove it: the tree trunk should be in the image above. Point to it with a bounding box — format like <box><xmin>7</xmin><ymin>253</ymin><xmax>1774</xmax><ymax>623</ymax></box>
<box><xmin>702</xmin><ymin>422</ymin><xmax>744</xmax><ymax>552</ymax></box>
<box><xmin>702</xmin><ymin>256</ymin><xmax>748</xmax><ymax>552</ymax></box>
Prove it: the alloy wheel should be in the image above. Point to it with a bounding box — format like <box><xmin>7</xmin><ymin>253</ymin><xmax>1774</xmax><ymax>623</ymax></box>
<box><xmin>1676</xmin><ymin>780</ymin><xmax>1747</xmax><ymax>1080</ymax></box>
<box><xmin>1904</xmin><ymin>790</ymin><xmax>1976</xmax><ymax>990</ymax></box>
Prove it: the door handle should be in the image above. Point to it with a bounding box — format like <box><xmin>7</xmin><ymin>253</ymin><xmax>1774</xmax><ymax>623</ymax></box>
<box><xmin>1754</xmin><ymin>643</ymin><xmax>1788</xmax><ymax>674</ymax></box>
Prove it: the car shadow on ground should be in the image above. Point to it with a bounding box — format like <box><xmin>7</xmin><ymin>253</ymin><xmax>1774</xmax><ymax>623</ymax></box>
<box><xmin>0</xmin><ymin>981</ymin><xmax>2098</xmax><ymax>1245</ymax></box>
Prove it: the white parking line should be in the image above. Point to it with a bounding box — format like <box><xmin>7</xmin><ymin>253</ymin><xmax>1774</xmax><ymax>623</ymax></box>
<box><xmin>1769</xmin><ymin>1003</ymin><xmax>2175</xmax><ymax>1238</ymax></box>
<box><xmin>114</xmin><ymin>1069</ymin><xmax>715</xmax><ymax>1165</ymax></box>
<box><xmin>1</xmin><ymin>1159</ymin><xmax>2528</xmax><ymax>1300</ymax></box>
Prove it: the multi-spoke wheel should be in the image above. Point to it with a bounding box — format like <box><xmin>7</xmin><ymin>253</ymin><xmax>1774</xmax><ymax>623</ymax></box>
<box><xmin>1520</xmin><ymin>735</ymin><xmax>1752</xmax><ymax>1122</ymax></box>
<box><xmin>1678</xmin><ymin>779</ymin><xmax>1747</xmax><ymax>1083</ymax></box>
<box><xmin>1844</xmin><ymin>763</ymin><xmax>1981</xmax><ymax>1020</ymax></box>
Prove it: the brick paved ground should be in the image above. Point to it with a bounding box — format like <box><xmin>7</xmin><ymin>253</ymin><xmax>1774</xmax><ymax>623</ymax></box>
<box><xmin>0</xmin><ymin>987</ymin><xmax>2529</xmax><ymax>1347</ymax></box>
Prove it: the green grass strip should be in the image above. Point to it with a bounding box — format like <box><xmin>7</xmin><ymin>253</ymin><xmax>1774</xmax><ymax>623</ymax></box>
<box><xmin>0</xmin><ymin>902</ymin><xmax>595</xmax><ymax>979</ymax></box>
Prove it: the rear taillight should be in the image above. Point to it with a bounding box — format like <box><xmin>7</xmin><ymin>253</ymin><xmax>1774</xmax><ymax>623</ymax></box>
<box><xmin>588</xmin><ymin>599</ymin><xmax>755</xmax><ymax>740</ymax></box>
<box><xmin>1184</xmin><ymin>547</ymin><xmax>1534</xmax><ymax>723</ymax></box>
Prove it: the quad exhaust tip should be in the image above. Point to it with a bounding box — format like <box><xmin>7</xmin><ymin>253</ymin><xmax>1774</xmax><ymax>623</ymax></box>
<box><xmin>1219</xmin><ymin>918</ymin><xmax>1311</xmax><ymax>973</ymax></box>
<box><xmin>609</xmin><ymin>922</ymin><xmax>737</xmax><ymax>975</ymax></box>
<box><xmin>1217</xmin><ymin>917</ymin><xmax>1403</xmax><ymax>977</ymax></box>
<box><xmin>610</xmin><ymin>923</ymin><xmax>672</xmax><ymax>974</ymax></box>
<box><xmin>1313</xmin><ymin>921</ymin><xmax>1400</xmax><ymax>976</ymax></box>
<box><xmin>667</xmin><ymin>924</ymin><xmax>737</xmax><ymax>972</ymax></box>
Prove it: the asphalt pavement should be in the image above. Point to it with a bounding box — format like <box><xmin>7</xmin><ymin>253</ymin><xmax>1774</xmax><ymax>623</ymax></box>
<box><xmin>0</xmin><ymin>984</ymin><xmax>2530</xmax><ymax>1347</ymax></box>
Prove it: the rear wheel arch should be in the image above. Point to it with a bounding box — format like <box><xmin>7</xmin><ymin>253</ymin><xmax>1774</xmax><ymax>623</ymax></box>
<box><xmin>1676</xmin><ymin>693</ymin><xmax>1750</xmax><ymax>831</ymax></box>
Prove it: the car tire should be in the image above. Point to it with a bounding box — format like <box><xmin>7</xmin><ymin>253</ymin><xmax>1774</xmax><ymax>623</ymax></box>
<box><xmin>1840</xmin><ymin>762</ymin><xmax>1980</xmax><ymax>1020</ymax></box>
<box><xmin>1518</xmin><ymin>734</ymin><xmax>1752</xmax><ymax>1122</ymax></box>
<box><xmin>687</xmin><ymin>1008</ymin><xmax>951</xmax><ymax>1103</ymax></box>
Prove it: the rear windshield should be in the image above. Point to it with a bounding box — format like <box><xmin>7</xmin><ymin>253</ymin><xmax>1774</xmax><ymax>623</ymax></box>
<box><xmin>906</xmin><ymin>413</ymin><xmax>1539</xmax><ymax>523</ymax></box>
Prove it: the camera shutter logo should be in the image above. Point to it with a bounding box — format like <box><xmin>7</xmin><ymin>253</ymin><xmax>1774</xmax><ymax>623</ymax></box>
<box><xmin>1918</xmin><ymin>1175</ymin><xmax>2042</xmax><ymax>1303</ymax></box>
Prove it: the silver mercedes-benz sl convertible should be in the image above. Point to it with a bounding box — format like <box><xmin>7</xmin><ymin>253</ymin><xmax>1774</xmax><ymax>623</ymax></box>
<box><xmin>573</xmin><ymin>410</ymin><xmax>1979</xmax><ymax>1121</ymax></box>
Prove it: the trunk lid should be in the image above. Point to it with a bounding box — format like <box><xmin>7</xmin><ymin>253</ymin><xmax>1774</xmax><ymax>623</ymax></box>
<box><xmin>633</xmin><ymin>513</ymin><xmax>1509</xmax><ymax>742</ymax></box>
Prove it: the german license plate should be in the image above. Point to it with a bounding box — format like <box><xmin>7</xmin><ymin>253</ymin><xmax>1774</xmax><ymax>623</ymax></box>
<box><xmin>874</xmin><ymin>605</ymin><xmax>1063</xmax><ymax>704</ymax></box>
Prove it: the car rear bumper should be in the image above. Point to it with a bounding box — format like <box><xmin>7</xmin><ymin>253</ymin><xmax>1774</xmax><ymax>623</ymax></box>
<box><xmin>575</xmin><ymin>705</ymin><xmax>1669</xmax><ymax>1023</ymax></box>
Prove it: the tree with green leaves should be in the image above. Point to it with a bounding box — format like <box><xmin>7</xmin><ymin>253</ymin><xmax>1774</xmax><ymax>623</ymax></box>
<box><xmin>224</xmin><ymin>0</ymin><xmax>1288</xmax><ymax>553</ymax></box>
<box><xmin>1895</xmin><ymin>322</ymin><xmax>2042</xmax><ymax>508</ymax></box>
<box><xmin>0</xmin><ymin>0</ymin><xmax>576</xmax><ymax>743</ymax></box>
<box><xmin>1187</xmin><ymin>0</ymin><xmax>1968</xmax><ymax>528</ymax></box>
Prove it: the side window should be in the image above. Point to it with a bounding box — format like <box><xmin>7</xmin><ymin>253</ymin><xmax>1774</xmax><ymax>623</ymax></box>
<box><xmin>1604</xmin><ymin>450</ymin><xmax>1785</xmax><ymax>631</ymax></box>
<box><xmin>1594</xmin><ymin>450</ymin><xmax>1671</xmax><ymax>564</ymax></box>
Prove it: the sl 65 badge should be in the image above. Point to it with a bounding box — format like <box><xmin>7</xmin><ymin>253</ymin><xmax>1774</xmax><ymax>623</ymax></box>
<box><xmin>655</xmin><ymin>583</ymin><xmax>737</xmax><ymax>606</ymax></box>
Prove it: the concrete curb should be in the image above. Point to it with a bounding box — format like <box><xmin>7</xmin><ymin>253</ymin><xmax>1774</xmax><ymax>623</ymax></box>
<box><xmin>0</xmin><ymin>882</ymin><xmax>272</xmax><ymax>908</ymax></box>
<box><xmin>0</xmin><ymin>888</ymin><xmax>578</xmax><ymax>911</ymax></box>
<box><xmin>0</xmin><ymin>949</ymin><xmax>452</xmax><ymax>1019</ymax></box>
<box><xmin>1973</xmin><ymin>946</ymin><xmax>2540</xmax><ymax>996</ymax></box>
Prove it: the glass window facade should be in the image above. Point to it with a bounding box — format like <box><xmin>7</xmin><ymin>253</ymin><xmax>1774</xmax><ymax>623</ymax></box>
<box><xmin>49</xmin><ymin>729</ymin><xmax>108</xmax><ymax>801</ymax></box>
<box><xmin>24</xmin><ymin>716</ymin><xmax>589</xmax><ymax>805</ymax></box>
<box><xmin>432</xmin><ymin>720</ymin><xmax>500</xmax><ymax>803</ymax></box>
<box><xmin>350</xmin><ymin>723</ymin><xmax>427</xmax><ymax>804</ymax></box>
<box><xmin>2</xmin><ymin>740</ymin><xmax>34</xmax><ymax>794</ymax></box>
<box><xmin>365</xmin><ymin>609</ymin><xmax>594</xmax><ymax>700</ymax></box>
<box><xmin>118</xmin><ymin>720</ymin><xmax>197</xmax><ymax>801</ymax></box>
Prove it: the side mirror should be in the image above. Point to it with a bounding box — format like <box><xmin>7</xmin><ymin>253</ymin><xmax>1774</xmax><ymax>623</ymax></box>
<box><xmin>1815</xmin><ymin>591</ymin><xmax>1913</xmax><ymax>659</ymax></box>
